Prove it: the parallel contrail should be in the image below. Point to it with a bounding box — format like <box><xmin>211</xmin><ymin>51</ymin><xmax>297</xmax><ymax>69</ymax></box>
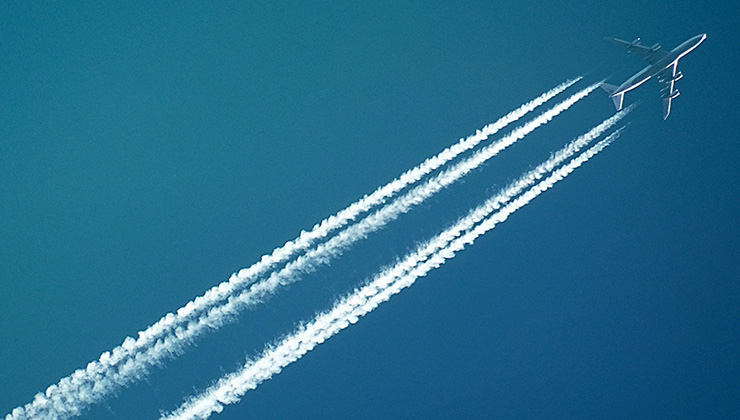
<box><xmin>102</xmin><ymin>81</ymin><xmax>602</xmax><ymax>405</ymax></box>
<box><xmin>161</xmin><ymin>120</ymin><xmax>628</xmax><ymax>420</ymax></box>
<box><xmin>117</xmin><ymin>82</ymin><xmax>604</xmax><ymax>390</ymax></box>
<box><xmin>4</xmin><ymin>79</ymin><xmax>580</xmax><ymax>420</ymax></box>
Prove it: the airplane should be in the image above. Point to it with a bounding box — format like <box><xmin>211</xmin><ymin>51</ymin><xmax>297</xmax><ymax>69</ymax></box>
<box><xmin>602</xmin><ymin>33</ymin><xmax>706</xmax><ymax>119</ymax></box>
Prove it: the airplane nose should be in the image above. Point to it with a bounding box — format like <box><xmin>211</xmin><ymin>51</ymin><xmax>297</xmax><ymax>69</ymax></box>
<box><xmin>690</xmin><ymin>33</ymin><xmax>707</xmax><ymax>47</ymax></box>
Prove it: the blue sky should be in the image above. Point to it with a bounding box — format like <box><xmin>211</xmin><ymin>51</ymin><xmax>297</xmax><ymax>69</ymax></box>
<box><xmin>1</xmin><ymin>2</ymin><xmax>738</xmax><ymax>419</ymax></box>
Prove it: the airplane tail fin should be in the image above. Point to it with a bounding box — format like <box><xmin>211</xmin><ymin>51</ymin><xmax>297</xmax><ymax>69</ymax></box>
<box><xmin>600</xmin><ymin>83</ymin><xmax>624</xmax><ymax>111</ymax></box>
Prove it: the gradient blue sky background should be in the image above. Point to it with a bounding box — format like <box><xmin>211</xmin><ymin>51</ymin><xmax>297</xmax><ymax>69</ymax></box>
<box><xmin>2</xmin><ymin>2</ymin><xmax>739</xmax><ymax>419</ymax></box>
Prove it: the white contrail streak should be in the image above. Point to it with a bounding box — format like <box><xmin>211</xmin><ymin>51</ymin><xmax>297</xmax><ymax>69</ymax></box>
<box><xmin>118</xmin><ymin>81</ymin><xmax>602</xmax><ymax>397</ymax></box>
<box><xmin>161</xmin><ymin>121</ymin><xmax>628</xmax><ymax>420</ymax></box>
<box><xmin>4</xmin><ymin>79</ymin><xmax>580</xmax><ymax>420</ymax></box>
<box><xmin>95</xmin><ymin>81</ymin><xmax>602</xmax><ymax>411</ymax></box>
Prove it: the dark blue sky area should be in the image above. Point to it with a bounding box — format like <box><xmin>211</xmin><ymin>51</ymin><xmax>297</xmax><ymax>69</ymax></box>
<box><xmin>1</xmin><ymin>2</ymin><xmax>738</xmax><ymax>419</ymax></box>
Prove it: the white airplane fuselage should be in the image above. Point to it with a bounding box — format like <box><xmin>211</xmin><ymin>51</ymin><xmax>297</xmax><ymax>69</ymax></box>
<box><xmin>613</xmin><ymin>34</ymin><xmax>706</xmax><ymax>96</ymax></box>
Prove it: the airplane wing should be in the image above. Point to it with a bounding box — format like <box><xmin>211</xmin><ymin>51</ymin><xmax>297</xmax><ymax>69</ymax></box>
<box><xmin>657</xmin><ymin>62</ymin><xmax>680</xmax><ymax>119</ymax></box>
<box><xmin>606</xmin><ymin>37</ymin><xmax>669</xmax><ymax>65</ymax></box>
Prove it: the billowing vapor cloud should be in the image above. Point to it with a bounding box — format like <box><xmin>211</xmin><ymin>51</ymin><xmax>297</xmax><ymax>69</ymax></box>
<box><xmin>5</xmin><ymin>79</ymin><xmax>581</xmax><ymax>420</ymax></box>
<box><xmin>160</xmin><ymin>118</ymin><xmax>629</xmax><ymax>420</ymax></box>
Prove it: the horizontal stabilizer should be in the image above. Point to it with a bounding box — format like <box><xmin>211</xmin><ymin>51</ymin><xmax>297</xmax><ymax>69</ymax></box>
<box><xmin>600</xmin><ymin>83</ymin><xmax>624</xmax><ymax>111</ymax></box>
<box><xmin>600</xmin><ymin>83</ymin><xmax>618</xmax><ymax>95</ymax></box>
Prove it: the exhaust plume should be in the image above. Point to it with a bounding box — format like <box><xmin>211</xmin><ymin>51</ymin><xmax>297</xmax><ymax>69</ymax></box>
<box><xmin>4</xmin><ymin>79</ymin><xmax>582</xmax><ymax>420</ymax></box>
<box><xmin>160</xmin><ymin>123</ymin><xmax>626</xmax><ymax>420</ymax></box>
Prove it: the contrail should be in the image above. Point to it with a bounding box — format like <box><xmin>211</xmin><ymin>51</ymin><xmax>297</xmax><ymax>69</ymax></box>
<box><xmin>4</xmin><ymin>79</ymin><xmax>580</xmax><ymax>420</ymax></box>
<box><xmin>160</xmin><ymin>122</ymin><xmax>627</xmax><ymax>420</ymax></box>
<box><xmin>120</xmin><ymin>81</ymin><xmax>604</xmax><ymax>389</ymax></box>
<box><xmin>96</xmin><ymin>81</ymin><xmax>604</xmax><ymax>412</ymax></box>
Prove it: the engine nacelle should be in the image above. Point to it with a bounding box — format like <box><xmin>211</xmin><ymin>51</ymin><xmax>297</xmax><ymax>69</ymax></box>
<box><xmin>651</xmin><ymin>43</ymin><xmax>661</xmax><ymax>51</ymax></box>
<box><xmin>630</xmin><ymin>37</ymin><xmax>641</xmax><ymax>46</ymax></box>
<box><xmin>670</xmin><ymin>90</ymin><xmax>680</xmax><ymax>100</ymax></box>
<box><xmin>673</xmin><ymin>72</ymin><xmax>683</xmax><ymax>82</ymax></box>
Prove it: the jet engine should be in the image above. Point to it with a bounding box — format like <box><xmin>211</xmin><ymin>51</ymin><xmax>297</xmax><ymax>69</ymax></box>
<box><xmin>670</xmin><ymin>90</ymin><xmax>680</xmax><ymax>99</ymax></box>
<box><xmin>651</xmin><ymin>43</ymin><xmax>661</xmax><ymax>51</ymax></box>
<box><xmin>630</xmin><ymin>38</ymin><xmax>641</xmax><ymax>46</ymax></box>
<box><xmin>673</xmin><ymin>71</ymin><xmax>684</xmax><ymax>82</ymax></box>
